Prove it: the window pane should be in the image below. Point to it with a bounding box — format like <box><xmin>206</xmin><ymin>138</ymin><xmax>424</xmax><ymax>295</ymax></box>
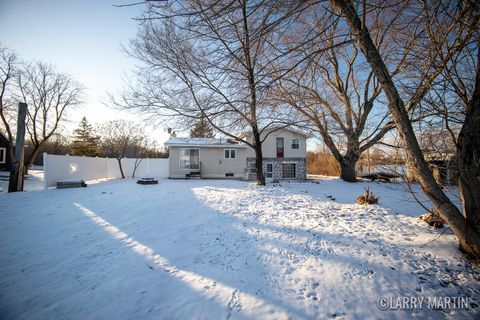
<box><xmin>190</xmin><ymin>149</ymin><xmax>199</xmax><ymax>169</ymax></box>
<box><xmin>231</xmin><ymin>149</ymin><xmax>236</xmax><ymax>158</ymax></box>
<box><xmin>179</xmin><ymin>148</ymin><xmax>190</xmax><ymax>169</ymax></box>
<box><xmin>282</xmin><ymin>163</ymin><xmax>296</xmax><ymax>179</ymax></box>
<box><xmin>225</xmin><ymin>149</ymin><xmax>230</xmax><ymax>158</ymax></box>
<box><xmin>292</xmin><ymin>139</ymin><xmax>299</xmax><ymax>149</ymax></box>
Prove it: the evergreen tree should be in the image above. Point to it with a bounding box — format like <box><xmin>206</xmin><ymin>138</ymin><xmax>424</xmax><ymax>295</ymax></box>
<box><xmin>190</xmin><ymin>117</ymin><xmax>214</xmax><ymax>138</ymax></box>
<box><xmin>71</xmin><ymin>117</ymin><xmax>100</xmax><ymax>156</ymax></box>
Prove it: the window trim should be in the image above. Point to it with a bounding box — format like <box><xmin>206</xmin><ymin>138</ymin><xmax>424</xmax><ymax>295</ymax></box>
<box><xmin>291</xmin><ymin>138</ymin><xmax>300</xmax><ymax>150</ymax></box>
<box><xmin>0</xmin><ymin>147</ymin><xmax>6</xmax><ymax>164</ymax></box>
<box><xmin>224</xmin><ymin>148</ymin><xmax>237</xmax><ymax>159</ymax></box>
<box><xmin>179</xmin><ymin>148</ymin><xmax>200</xmax><ymax>170</ymax></box>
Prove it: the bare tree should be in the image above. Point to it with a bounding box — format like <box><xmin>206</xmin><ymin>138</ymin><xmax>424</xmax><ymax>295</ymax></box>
<box><xmin>0</xmin><ymin>46</ymin><xmax>19</xmax><ymax>167</ymax></box>
<box><xmin>16</xmin><ymin>62</ymin><xmax>84</xmax><ymax>167</ymax></box>
<box><xmin>98</xmin><ymin>120</ymin><xmax>145</xmax><ymax>179</ymax></box>
<box><xmin>112</xmin><ymin>0</ymin><xmax>335</xmax><ymax>185</ymax></box>
<box><xmin>130</xmin><ymin>136</ymin><xmax>161</xmax><ymax>178</ymax></box>
<box><xmin>274</xmin><ymin>17</ymin><xmax>390</xmax><ymax>182</ymax></box>
<box><xmin>330</xmin><ymin>0</ymin><xmax>480</xmax><ymax>258</ymax></box>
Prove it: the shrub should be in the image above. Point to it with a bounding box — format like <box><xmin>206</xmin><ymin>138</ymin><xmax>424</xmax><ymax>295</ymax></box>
<box><xmin>356</xmin><ymin>187</ymin><xmax>379</xmax><ymax>205</ymax></box>
<box><xmin>419</xmin><ymin>211</ymin><xmax>445</xmax><ymax>228</ymax></box>
<box><xmin>307</xmin><ymin>151</ymin><xmax>340</xmax><ymax>176</ymax></box>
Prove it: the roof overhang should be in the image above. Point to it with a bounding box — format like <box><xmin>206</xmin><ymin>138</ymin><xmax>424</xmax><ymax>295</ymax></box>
<box><xmin>165</xmin><ymin>143</ymin><xmax>248</xmax><ymax>148</ymax></box>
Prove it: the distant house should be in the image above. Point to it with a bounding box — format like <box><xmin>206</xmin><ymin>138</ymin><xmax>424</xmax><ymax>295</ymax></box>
<box><xmin>0</xmin><ymin>131</ymin><xmax>10</xmax><ymax>171</ymax></box>
<box><xmin>164</xmin><ymin>127</ymin><xmax>308</xmax><ymax>182</ymax></box>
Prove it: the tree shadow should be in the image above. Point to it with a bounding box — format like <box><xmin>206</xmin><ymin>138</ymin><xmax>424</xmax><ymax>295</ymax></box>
<box><xmin>68</xmin><ymin>179</ymin><xmax>471</xmax><ymax>319</ymax></box>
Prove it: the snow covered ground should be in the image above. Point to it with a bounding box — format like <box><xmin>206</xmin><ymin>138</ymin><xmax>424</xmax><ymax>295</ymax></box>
<box><xmin>0</xmin><ymin>169</ymin><xmax>44</xmax><ymax>193</ymax></box>
<box><xmin>0</xmin><ymin>178</ymin><xmax>478</xmax><ymax>319</ymax></box>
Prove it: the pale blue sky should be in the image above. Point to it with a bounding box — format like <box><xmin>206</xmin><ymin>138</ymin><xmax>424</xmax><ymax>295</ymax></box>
<box><xmin>0</xmin><ymin>0</ymin><xmax>171</xmax><ymax>144</ymax></box>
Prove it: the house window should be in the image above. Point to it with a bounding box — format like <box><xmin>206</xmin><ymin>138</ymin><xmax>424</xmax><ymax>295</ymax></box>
<box><xmin>224</xmin><ymin>149</ymin><xmax>236</xmax><ymax>159</ymax></box>
<box><xmin>179</xmin><ymin>148</ymin><xmax>200</xmax><ymax>170</ymax></box>
<box><xmin>291</xmin><ymin>139</ymin><xmax>299</xmax><ymax>149</ymax></box>
<box><xmin>249</xmin><ymin>162</ymin><xmax>257</xmax><ymax>174</ymax></box>
<box><xmin>276</xmin><ymin>137</ymin><xmax>284</xmax><ymax>158</ymax></box>
<box><xmin>282</xmin><ymin>163</ymin><xmax>296</xmax><ymax>179</ymax></box>
<box><xmin>0</xmin><ymin>147</ymin><xmax>6</xmax><ymax>164</ymax></box>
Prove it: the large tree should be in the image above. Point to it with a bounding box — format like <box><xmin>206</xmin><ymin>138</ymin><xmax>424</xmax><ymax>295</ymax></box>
<box><xmin>1</xmin><ymin>50</ymin><xmax>84</xmax><ymax>168</ymax></box>
<box><xmin>112</xmin><ymin>0</ymin><xmax>335</xmax><ymax>185</ymax></box>
<box><xmin>190</xmin><ymin>117</ymin><xmax>214</xmax><ymax>138</ymax></box>
<box><xmin>274</xmin><ymin>18</ymin><xmax>388</xmax><ymax>182</ymax></box>
<box><xmin>0</xmin><ymin>46</ymin><xmax>19</xmax><ymax>167</ymax></box>
<box><xmin>71</xmin><ymin>116</ymin><xmax>100</xmax><ymax>157</ymax></box>
<box><xmin>276</xmin><ymin>0</ymin><xmax>472</xmax><ymax>182</ymax></box>
<box><xmin>17</xmin><ymin>62</ymin><xmax>84</xmax><ymax>167</ymax></box>
<box><xmin>330</xmin><ymin>0</ymin><xmax>480</xmax><ymax>258</ymax></box>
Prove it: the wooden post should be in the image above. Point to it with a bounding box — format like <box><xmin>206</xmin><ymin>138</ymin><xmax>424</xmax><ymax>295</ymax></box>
<box><xmin>8</xmin><ymin>102</ymin><xmax>28</xmax><ymax>192</ymax></box>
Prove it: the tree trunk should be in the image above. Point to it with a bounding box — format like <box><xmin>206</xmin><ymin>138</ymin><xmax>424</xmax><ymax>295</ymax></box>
<box><xmin>26</xmin><ymin>140</ymin><xmax>47</xmax><ymax>169</ymax></box>
<box><xmin>132</xmin><ymin>158</ymin><xmax>143</xmax><ymax>179</ymax></box>
<box><xmin>252</xmin><ymin>131</ymin><xmax>265</xmax><ymax>186</ymax></box>
<box><xmin>340</xmin><ymin>158</ymin><xmax>357</xmax><ymax>182</ymax></box>
<box><xmin>457</xmin><ymin>43</ymin><xmax>480</xmax><ymax>231</ymax></box>
<box><xmin>406</xmin><ymin>158</ymin><xmax>418</xmax><ymax>183</ymax></box>
<box><xmin>117</xmin><ymin>158</ymin><xmax>125</xmax><ymax>179</ymax></box>
<box><xmin>339</xmin><ymin>144</ymin><xmax>359</xmax><ymax>182</ymax></box>
<box><xmin>331</xmin><ymin>0</ymin><xmax>480</xmax><ymax>258</ymax></box>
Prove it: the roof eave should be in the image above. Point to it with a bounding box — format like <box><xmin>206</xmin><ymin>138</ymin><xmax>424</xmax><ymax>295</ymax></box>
<box><xmin>165</xmin><ymin>143</ymin><xmax>248</xmax><ymax>148</ymax></box>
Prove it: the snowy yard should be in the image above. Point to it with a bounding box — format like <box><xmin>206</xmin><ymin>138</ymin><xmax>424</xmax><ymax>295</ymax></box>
<box><xmin>0</xmin><ymin>178</ymin><xmax>479</xmax><ymax>319</ymax></box>
<box><xmin>0</xmin><ymin>169</ymin><xmax>44</xmax><ymax>193</ymax></box>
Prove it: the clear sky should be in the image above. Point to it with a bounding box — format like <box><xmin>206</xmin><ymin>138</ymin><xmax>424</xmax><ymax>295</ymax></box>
<box><xmin>0</xmin><ymin>0</ymin><xmax>171</xmax><ymax>145</ymax></box>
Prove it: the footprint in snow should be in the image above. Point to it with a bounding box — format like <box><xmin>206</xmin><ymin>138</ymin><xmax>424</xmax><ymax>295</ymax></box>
<box><xmin>305</xmin><ymin>291</ymin><xmax>318</xmax><ymax>300</ymax></box>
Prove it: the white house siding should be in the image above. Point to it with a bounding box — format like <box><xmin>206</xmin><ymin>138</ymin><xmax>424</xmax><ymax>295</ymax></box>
<box><xmin>243</xmin><ymin>129</ymin><xmax>307</xmax><ymax>158</ymax></box>
<box><xmin>168</xmin><ymin>146</ymin><xmax>248</xmax><ymax>179</ymax></box>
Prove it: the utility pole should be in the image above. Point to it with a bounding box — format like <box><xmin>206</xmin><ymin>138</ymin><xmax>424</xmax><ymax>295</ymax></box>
<box><xmin>8</xmin><ymin>102</ymin><xmax>27</xmax><ymax>192</ymax></box>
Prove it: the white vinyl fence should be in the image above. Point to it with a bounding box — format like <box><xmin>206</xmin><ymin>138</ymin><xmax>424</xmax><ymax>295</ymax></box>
<box><xmin>43</xmin><ymin>153</ymin><xmax>169</xmax><ymax>189</ymax></box>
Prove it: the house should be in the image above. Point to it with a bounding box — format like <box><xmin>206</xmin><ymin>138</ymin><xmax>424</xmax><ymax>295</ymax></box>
<box><xmin>164</xmin><ymin>128</ymin><xmax>308</xmax><ymax>182</ymax></box>
<box><xmin>0</xmin><ymin>130</ymin><xmax>10</xmax><ymax>171</ymax></box>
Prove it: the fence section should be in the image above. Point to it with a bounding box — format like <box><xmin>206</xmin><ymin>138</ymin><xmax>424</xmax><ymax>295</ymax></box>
<box><xmin>43</xmin><ymin>153</ymin><xmax>169</xmax><ymax>189</ymax></box>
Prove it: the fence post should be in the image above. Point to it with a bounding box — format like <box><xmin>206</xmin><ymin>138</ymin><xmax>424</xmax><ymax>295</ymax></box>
<box><xmin>147</xmin><ymin>158</ymin><xmax>150</xmax><ymax>177</ymax></box>
<box><xmin>106</xmin><ymin>157</ymin><xmax>109</xmax><ymax>179</ymax></box>
<box><xmin>43</xmin><ymin>152</ymin><xmax>48</xmax><ymax>191</ymax></box>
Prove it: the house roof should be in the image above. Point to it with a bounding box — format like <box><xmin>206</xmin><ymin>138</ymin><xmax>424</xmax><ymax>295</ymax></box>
<box><xmin>0</xmin><ymin>130</ymin><xmax>9</xmax><ymax>146</ymax></box>
<box><xmin>240</xmin><ymin>126</ymin><xmax>311</xmax><ymax>138</ymax></box>
<box><xmin>164</xmin><ymin>137</ymin><xmax>249</xmax><ymax>148</ymax></box>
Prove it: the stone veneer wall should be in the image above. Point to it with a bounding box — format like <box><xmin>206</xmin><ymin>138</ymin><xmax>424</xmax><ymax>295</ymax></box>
<box><xmin>245</xmin><ymin>157</ymin><xmax>306</xmax><ymax>182</ymax></box>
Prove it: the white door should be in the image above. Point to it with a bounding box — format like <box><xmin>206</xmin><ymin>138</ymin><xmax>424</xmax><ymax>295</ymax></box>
<box><xmin>265</xmin><ymin>163</ymin><xmax>274</xmax><ymax>182</ymax></box>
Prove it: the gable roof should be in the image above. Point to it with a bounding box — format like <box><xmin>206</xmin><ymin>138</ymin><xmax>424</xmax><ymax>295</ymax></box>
<box><xmin>164</xmin><ymin>137</ymin><xmax>248</xmax><ymax>148</ymax></box>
